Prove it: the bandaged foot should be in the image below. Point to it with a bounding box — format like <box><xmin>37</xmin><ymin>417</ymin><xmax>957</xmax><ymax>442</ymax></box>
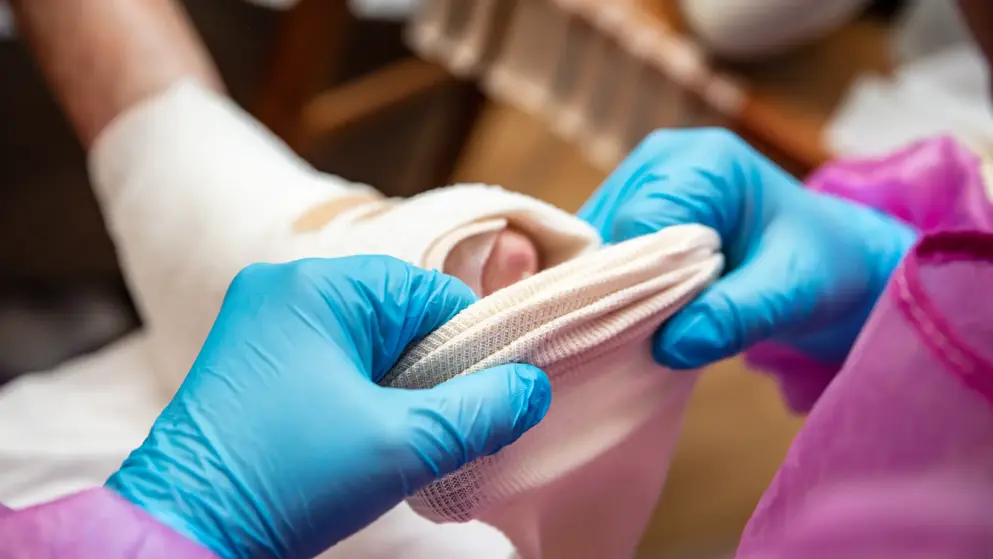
<box><xmin>88</xmin><ymin>79</ymin><xmax>600</xmax><ymax>399</ymax></box>
<box><xmin>87</xmin><ymin>79</ymin><xmax>722</xmax><ymax>558</ymax></box>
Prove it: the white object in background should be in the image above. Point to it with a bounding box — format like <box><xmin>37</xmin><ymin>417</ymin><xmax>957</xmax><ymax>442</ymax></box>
<box><xmin>384</xmin><ymin>225</ymin><xmax>722</xmax><ymax>559</ymax></box>
<box><xmin>0</xmin><ymin>2</ymin><xmax>14</xmax><ymax>40</ymax></box>
<box><xmin>893</xmin><ymin>0</ymin><xmax>972</xmax><ymax>64</ymax></box>
<box><xmin>77</xmin><ymin>78</ymin><xmax>600</xmax><ymax>558</ymax></box>
<box><xmin>349</xmin><ymin>0</ymin><xmax>420</xmax><ymax>20</ymax></box>
<box><xmin>826</xmin><ymin>45</ymin><xmax>993</xmax><ymax>157</ymax></box>
<box><xmin>897</xmin><ymin>44</ymin><xmax>991</xmax><ymax>105</ymax></box>
<box><xmin>242</xmin><ymin>0</ymin><xmax>300</xmax><ymax>9</ymax></box>
<box><xmin>679</xmin><ymin>0</ymin><xmax>870</xmax><ymax>60</ymax></box>
<box><xmin>0</xmin><ymin>0</ymin><xmax>419</xmax><ymax>41</ymax></box>
<box><xmin>0</xmin><ymin>335</ymin><xmax>161</xmax><ymax>509</ymax></box>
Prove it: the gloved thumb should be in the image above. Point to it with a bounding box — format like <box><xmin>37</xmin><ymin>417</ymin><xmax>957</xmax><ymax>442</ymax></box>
<box><xmin>402</xmin><ymin>363</ymin><xmax>551</xmax><ymax>481</ymax></box>
<box><xmin>654</xmin><ymin>228</ymin><xmax>819</xmax><ymax>369</ymax></box>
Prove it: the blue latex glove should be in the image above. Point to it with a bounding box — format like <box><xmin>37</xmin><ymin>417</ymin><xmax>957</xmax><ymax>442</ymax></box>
<box><xmin>579</xmin><ymin>128</ymin><xmax>917</xmax><ymax>369</ymax></box>
<box><xmin>106</xmin><ymin>256</ymin><xmax>551</xmax><ymax>559</ymax></box>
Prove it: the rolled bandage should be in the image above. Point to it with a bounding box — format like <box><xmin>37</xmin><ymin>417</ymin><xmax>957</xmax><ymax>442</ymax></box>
<box><xmin>381</xmin><ymin>224</ymin><xmax>724</xmax><ymax>559</ymax></box>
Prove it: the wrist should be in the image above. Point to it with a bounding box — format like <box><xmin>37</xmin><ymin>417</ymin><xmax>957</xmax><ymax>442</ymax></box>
<box><xmin>106</xmin><ymin>435</ymin><xmax>249</xmax><ymax>559</ymax></box>
<box><xmin>820</xmin><ymin>216</ymin><xmax>917</xmax><ymax>363</ymax></box>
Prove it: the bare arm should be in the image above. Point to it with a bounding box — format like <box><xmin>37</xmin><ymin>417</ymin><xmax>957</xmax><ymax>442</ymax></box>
<box><xmin>9</xmin><ymin>0</ymin><xmax>223</xmax><ymax>148</ymax></box>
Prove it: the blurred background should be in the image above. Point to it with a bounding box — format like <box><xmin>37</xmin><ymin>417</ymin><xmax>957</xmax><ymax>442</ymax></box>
<box><xmin>0</xmin><ymin>0</ymin><xmax>988</xmax><ymax>557</ymax></box>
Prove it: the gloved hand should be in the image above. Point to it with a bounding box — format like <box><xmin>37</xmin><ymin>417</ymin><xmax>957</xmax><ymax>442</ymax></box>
<box><xmin>579</xmin><ymin>128</ymin><xmax>917</xmax><ymax>370</ymax></box>
<box><xmin>106</xmin><ymin>256</ymin><xmax>551</xmax><ymax>559</ymax></box>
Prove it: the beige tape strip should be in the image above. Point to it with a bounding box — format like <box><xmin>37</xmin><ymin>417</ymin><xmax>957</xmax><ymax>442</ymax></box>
<box><xmin>292</xmin><ymin>194</ymin><xmax>386</xmax><ymax>232</ymax></box>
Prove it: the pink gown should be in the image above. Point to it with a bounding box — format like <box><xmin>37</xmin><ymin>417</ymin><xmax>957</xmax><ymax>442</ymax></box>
<box><xmin>3</xmin><ymin>137</ymin><xmax>993</xmax><ymax>558</ymax></box>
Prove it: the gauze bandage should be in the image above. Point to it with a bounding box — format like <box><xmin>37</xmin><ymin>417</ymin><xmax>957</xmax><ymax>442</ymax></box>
<box><xmin>381</xmin><ymin>224</ymin><xmax>723</xmax><ymax>558</ymax></box>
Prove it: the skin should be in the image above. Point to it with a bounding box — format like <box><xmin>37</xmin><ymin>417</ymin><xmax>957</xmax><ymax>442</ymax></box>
<box><xmin>9</xmin><ymin>0</ymin><xmax>538</xmax><ymax>294</ymax></box>
<box><xmin>9</xmin><ymin>0</ymin><xmax>224</xmax><ymax>149</ymax></box>
<box><xmin>484</xmin><ymin>230</ymin><xmax>540</xmax><ymax>294</ymax></box>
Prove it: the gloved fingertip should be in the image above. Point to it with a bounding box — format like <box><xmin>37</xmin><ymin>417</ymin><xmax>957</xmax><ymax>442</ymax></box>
<box><xmin>653</xmin><ymin>311</ymin><xmax>730</xmax><ymax>370</ymax></box>
<box><xmin>422</xmin><ymin>363</ymin><xmax>551</xmax><ymax>462</ymax></box>
<box><xmin>611</xmin><ymin>211</ymin><xmax>663</xmax><ymax>244</ymax></box>
<box><xmin>510</xmin><ymin>364</ymin><xmax>551</xmax><ymax>437</ymax></box>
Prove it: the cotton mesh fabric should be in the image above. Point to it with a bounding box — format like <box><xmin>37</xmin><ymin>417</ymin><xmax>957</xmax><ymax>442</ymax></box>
<box><xmin>381</xmin><ymin>224</ymin><xmax>723</xmax><ymax>531</ymax></box>
<box><xmin>739</xmin><ymin>230</ymin><xmax>993</xmax><ymax>556</ymax></box>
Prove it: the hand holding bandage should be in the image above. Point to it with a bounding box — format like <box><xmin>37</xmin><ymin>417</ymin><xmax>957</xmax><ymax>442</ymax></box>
<box><xmin>382</xmin><ymin>224</ymin><xmax>722</xmax><ymax>559</ymax></box>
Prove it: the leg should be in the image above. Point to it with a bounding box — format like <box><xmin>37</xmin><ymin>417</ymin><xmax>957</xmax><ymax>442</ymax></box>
<box><xmin>9</xmin><ymin>0</ymin><xmax>223</xmax><ymax>148</ymax></box>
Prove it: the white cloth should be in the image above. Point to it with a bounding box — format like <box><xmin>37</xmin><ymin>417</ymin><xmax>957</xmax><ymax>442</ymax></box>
<box><xmin>237</xmin><ymin>0</ymin><xmax>421</xmax><ymax>17</ymax></box>
<box><xmin>826</xmin><ymin>44</ymin><xmax>993</xmax><ymax>157</ymax></box>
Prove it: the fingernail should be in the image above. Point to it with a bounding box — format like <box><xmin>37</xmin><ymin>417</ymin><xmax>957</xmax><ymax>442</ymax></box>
<box><xmin>515</xmin><ymin>364</ymin><xmax>551</xmax><ymax>435</ymax></box>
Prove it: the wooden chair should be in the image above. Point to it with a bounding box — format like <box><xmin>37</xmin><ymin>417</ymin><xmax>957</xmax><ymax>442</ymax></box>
<box><xmin>252</xmin><ymin>0</ymin><xmax>485</xmax><ymax>196</ymax></box>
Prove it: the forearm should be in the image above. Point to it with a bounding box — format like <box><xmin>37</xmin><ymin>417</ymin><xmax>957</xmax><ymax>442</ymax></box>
<box><xmin>9</xmin><ymin>0</ymin><xmax>222</xmax><ymax>148</ymax></box>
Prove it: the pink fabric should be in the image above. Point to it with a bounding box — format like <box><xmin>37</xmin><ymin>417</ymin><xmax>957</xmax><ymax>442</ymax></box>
<box><xmin>744</xmin><ymin>344</ymin><xmax>838</xmax><ymax>413</ymax></box>
<box><xmin>805</xmin><ymin>136</ymin><xmax>993</xmax><ymax>234</ymax></box>
<box><xmin>747</xmin><ymin>136</ymin><xmax>993</xmax><ymax>412</ymax></box>
<box><xmin>0</xmin><ymin>488</ymin><xmax>216</xmax><ymax>558</ymax></box>
<box><xmin>738</xmin><ymin>230</ymin><xmax>993</xmax><ymax>557</ymax></box>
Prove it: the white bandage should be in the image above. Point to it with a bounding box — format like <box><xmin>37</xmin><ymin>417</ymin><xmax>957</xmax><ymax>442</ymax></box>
<box><xmin>90</xmin><ymin>79</ymin><xmax>597</xmax><ymax>398</ymax></box>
